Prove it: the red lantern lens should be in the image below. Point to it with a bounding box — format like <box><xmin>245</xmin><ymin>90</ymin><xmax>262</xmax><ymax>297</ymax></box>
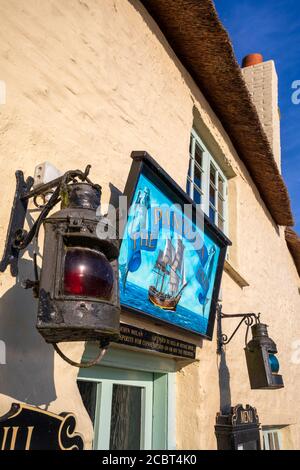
<box><xmin>64</xmin><ymin>248</ymin><xmax>114</xmax><ymax>300</ymax></box>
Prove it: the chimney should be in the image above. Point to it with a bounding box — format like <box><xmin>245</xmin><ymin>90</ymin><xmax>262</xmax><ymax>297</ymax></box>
<box><xmin>241</xmin><ymin>53</ymin><xmax>281</xmax><ymax>171</ymax></box>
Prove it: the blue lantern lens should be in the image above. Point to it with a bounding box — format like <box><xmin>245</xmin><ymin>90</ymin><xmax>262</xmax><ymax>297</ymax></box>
<box><xmin>269</xmin><ymin>354</ymin><xmax>280</xmax><ymax>374</ymax></box>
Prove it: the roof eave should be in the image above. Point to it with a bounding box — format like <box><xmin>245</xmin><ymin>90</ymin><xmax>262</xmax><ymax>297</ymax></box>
<box><xmin>285</xmin><ymin>228</ymin><xmax>300</xmax><ymax>277</ymax></box>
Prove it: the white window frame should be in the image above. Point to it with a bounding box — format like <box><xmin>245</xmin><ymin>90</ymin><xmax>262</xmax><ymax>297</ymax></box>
<box><xmin>262</xmin><ymin>427</ymin><xmax>283</xmax><ymax>450</ymax></box>
<box><xmin>187</xmin><ymin>128</ymin><xmax>228</xmax><ymax>235</ymax></box>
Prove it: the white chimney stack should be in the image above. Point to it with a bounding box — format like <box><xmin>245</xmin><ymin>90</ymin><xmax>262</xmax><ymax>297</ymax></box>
<box><xmin>241</xmin><ymin>53</ymin><xmax>281</xmax><ymax>171</ymax></box>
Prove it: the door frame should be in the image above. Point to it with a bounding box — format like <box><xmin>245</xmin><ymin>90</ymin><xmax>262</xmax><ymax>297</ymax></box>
<box><xmin>78</xmin><ymin>344</ymin><xmax>177</xmax><ymax>450</ymax></box>
<box><xmin>78</xmin><ymin>367</ymin><xmax>153</xmax><ymax>449</ymax></box>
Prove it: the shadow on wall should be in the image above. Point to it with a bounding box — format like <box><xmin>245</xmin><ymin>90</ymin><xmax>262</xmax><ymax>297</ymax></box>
<box><xmin>218</xmin><ymin>350</ymin><xmax>231</xmax><ymax>414</ymax></box>
<box><xmin>0</xmin><ymin>258</ymin><xmax>56</xmax><ymax>406</ymax></box>
<box><xmin>217</xmin><ymin>314</ymin><xmax>232</xmax><ymax>414</ymax></box>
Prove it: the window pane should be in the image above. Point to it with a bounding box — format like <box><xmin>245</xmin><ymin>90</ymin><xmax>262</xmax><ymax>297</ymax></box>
<box><xmin>110</xmin><ymin>385</ymin><xmax>142</xmax><ymax>450</ymax></box>
<box><xmin>218</xmin><ymin>215</ymin><xmax>224</xmax><ymax>232</ymax></box>
<box><xmin>209</xmin><ymin>205</ymin><xmax>216</xmax><ymax>223</ymax></box>
<box><xmin>218</xmin><ymin>175</ymin><xmax>224</xmax><ymax>195</ymax></box>
<box><xmin>193</xmin><ymin>188</ymin><xmax>201</xmax><ymax>205</ymax></box>
<box><xmin>194</xmin><ymin>163</ymin><xmax>202</xmax><ymax>190</ymax></box>
<box><xmin>195</xmin><ymin>143</ymin><xmax>203</xmax><ymax>168</ymax></box>
<box><xmin>210</xmin><ymin>164</ymin><xmax>216</xmax><ymax>184</ymax></box>
<box><xmin>188</xmin><ymin>159</ymin><xmax>192</xmax><ymax>179</ymax></box>
<box><xmin>77</xmin><ymin>381</ymin><xmax>97</xmax><ymax>425</ymax></box>
<box><xmin>210</xmin><ymin>184</ymin><xmax>216</xmax><ymax>206</ymax></box>
<box><xmin>188</xmin><ymin>131</ymin><xmax>228</xmax><ymax>234</ymax></box>
<box><xmin>218</xmin><ymin>195</ymin><xmax>224</xmax><ymax>217</ymax></box>
<box><xmin>189</xmin><ymin>135</ymin><xmax>194</xmax><ymax>155</ymax></box>
<box><xmin>274</xmin><ymin>433</ymin><xmax>280</xmax><ymax>450</ymax></box>
<box><xmin>186</xmin><ymin>178</ymin><xmax>191</xmax><ymax>197</ymax></box>
<box><xmin>268</xmin><ymin>433</ymin><xmax>274</xmax><ymax>450</ymax></box>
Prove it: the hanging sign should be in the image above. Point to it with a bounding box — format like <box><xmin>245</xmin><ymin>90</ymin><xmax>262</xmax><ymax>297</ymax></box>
<box><xmin>0</xmin><ymin>403</ymin><xmax>84</xmax><ymax>450</ymax></box>
<box><xmin>215</xmin><ymin>404</ymin><xmax>261</xmax><ymax>450</ymax></box>
<box><xmin>119</xmin><ymin>152</ymin><xmax>231</xmax><ymax>339</ymax></box>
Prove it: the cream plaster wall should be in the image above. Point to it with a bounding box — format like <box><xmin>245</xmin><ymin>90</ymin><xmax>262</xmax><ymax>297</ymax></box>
<box><xmin>0</xmin><ymin>0</ymin><xmax>299</xmax><ymax>450</ymax></box>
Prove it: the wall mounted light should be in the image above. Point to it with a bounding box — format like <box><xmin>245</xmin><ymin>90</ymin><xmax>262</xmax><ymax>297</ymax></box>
<box><xmin>217</xmin><ymin>305</ymin><xmax>283</xmax><ymax>390</ymax></box>
<box><xmin>0</xmin><ymin>166</ymin><xmax>120</xmax><ymax>367</ymax></box>
<box><xmin>245</xmin><ymin>323</ymin><xmax>283</xmax><ymax>390</ymax></box>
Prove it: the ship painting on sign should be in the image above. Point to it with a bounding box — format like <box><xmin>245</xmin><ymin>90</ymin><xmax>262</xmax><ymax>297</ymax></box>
<box><xmin>149</xmin><ymin>237</ymin><xmax>188</xmax><ymax>311</ymax></box>
<box><xmin>119</xmin><ymin>172</ymin><xmax>221</xmax><ymax>336</ymax></box>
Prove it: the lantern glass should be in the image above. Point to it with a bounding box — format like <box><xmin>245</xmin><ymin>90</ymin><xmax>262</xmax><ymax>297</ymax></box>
<box><xmin>64</xmin><ymin>247</ymin><xmax>114</xmax><ymax>300</ymax></box>
<box><xmin>268</xmin><ymin>353</ymin><xmax>280</xmax><ymax>374</ymax></box>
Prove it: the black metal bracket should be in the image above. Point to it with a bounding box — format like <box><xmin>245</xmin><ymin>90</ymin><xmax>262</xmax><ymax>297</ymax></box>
<box><xmin>0</xmin><ymin>165</ymin><xmax>96</xmax><ymax>277</ymax></box>
<box><xmin>0</xmin><ymin>171</ymin><xmax>34</xmax><ymax>276</ymax></box>
<box><xmin>217</xmin><ymin>304</ymin><xmax>260</xmax><ymax>354</ymax></box>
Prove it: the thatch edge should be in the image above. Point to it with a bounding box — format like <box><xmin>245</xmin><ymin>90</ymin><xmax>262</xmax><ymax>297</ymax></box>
<box><xmin>285</xmin><ymin>228</ymin><xmax>300</xmax><ymax>277</ymax></box>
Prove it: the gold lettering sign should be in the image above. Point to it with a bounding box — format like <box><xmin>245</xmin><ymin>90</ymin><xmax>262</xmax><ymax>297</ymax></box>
<box><xmin>0</xmin><ymin>403</ymin><xmax>84</xmax><ymax>450</ymax></box>
<box><xmin>117</xmin><ymin>323</ymin><xmax>196</xmax><ymax>359</ymax></box>
<box><xmin>1</xmin><ymin>425</ymin><xmax>34</xmax><ymax>450</ymax></box>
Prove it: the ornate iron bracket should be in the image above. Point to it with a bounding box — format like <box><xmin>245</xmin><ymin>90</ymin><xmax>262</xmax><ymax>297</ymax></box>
<box><xmin>0</xmin><ymin>171</ymin><xmax>34</xmax><ymax>276</ymax></box>
<box><xmin>217</xmin><ymin>304</ymin><xmax>261</xmax><ymax>354</ymax></box>
<box><xmin>0</xmin><ymin>165</ymin><xmax>97</xmax><ymax>277</ymax></box>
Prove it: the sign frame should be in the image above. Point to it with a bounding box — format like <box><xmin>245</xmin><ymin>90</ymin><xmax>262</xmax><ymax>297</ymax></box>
<box><xmin>119</xmin><ymin>151</ymin><xmax>231</xmax><ymax>340</ymax></box>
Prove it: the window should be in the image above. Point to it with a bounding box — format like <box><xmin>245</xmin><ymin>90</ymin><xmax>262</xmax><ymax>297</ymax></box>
<box><xmin>262</xmin><ymin>428</ymin><xmax>283</xmax><ymax>450</ymax></box>
<box><xmin>187</xmin><ymin>129</ymin><xmax>228</xmax><ymax>233</ymax></box>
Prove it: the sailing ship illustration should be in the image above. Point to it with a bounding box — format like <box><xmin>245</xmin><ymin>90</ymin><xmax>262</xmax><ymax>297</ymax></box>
<box><xmin>148</xmin><ymin>236</ymin><xmax>188</xmax><ymax>311</ymax></box>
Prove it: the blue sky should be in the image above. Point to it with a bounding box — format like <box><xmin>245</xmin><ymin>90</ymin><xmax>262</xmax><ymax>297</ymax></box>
<box><xmin>214</xmin><ymin>0</ymin><xmax>300</xmax><ymax>234</ymax></box>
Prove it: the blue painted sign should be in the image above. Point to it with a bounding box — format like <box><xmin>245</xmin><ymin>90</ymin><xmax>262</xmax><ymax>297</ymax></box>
<box><xmin>119</xmin><ymin>153</ymin><xmax>230</xmax><ymax>339</ymax></box>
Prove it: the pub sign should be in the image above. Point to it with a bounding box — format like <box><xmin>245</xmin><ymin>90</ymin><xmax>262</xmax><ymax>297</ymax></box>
<box><xmin>119</xmin><ymin>152</ymin><xmax>231</xmax><ymax>339</ymax></box>
<box><xmin>0</xmin><ymin>403</ymin><xmax>84</xmax><ymax>450</ymax></box>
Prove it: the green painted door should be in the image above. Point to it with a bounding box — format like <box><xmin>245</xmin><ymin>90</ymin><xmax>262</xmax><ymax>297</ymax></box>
<box><xmin>78</xmin><ymin>366</ymin><xmax>155</xmax><ymax>450</ymax></box>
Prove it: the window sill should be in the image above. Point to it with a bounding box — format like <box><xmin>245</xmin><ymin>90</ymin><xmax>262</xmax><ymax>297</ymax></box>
<box><xmin>224</xmin><ymin>260</ymin><xmax>250</xmax><ymax>288</ymax></box>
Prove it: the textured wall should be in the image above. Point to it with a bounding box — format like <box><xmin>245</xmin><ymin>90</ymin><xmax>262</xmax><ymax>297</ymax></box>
<box><xmin>0</xmin><ymin>0</ymin><xmax>299</xmax><ymax>450</ymax></box>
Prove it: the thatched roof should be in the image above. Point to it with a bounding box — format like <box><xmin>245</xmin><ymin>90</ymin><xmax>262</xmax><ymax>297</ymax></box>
<box><xmin>141</xmin><ymin>0</ymin><xmax>294</xmax><ymax>227</ymax></box>
<box><xmin>285</xmin><ymin>228</ymin><xmax>300</xmax><ymax>277</ymax></box>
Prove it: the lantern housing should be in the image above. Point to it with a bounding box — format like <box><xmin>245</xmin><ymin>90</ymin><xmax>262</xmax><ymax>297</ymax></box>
<box><xmin>37</xmin><ymin>182</ymin><xmax>120</xmax><ymax>344</ymax></box>
<box><xmin>0</xmin><ymin>166</ymin><xmax>120</xmax><ymax>366</ymax></box>
<box><xmin>245</xmin><ymin>323</ymin><xmax>283</xmax><ymax>390</ymax></box>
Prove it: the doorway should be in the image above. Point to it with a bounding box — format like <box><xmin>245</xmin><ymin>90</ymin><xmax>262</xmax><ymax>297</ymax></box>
<box><xmin>77</xmin><ymin>346</ymin><xmax>176</xmax><ymax>450</ymax></box>
<box><xmin>78</xmin><ymin>367</ymin><xmax>153</xmax><ymax>450</ymax></box>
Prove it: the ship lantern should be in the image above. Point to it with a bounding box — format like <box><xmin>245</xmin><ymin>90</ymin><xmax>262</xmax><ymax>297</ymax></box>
<box><xmin>37</xmin><ymin>182</ymin><xmax>120</xmax><ymax>344</ymax></box>
<box><xmin>0</xmin><ymin>165</ymin><xmax>121</xmax><ymax>363</ymax></box>
<box><xmin>244</xmin><ymin>323</ymin><xmax>283</xmax><ymax>390</ymax></box>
